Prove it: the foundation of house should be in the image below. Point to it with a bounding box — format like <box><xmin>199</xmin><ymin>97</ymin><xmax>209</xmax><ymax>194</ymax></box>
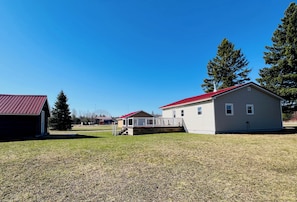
<box><xmin>127</xmin><ymin>126</ymin><xmax>185</xmax><ymax>135</ymax></box>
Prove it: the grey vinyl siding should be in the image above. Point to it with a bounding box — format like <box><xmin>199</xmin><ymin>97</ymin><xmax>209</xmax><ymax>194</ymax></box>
<box><xmin>214</xmin><ymin>86</ymin><xmax>282</xmax><ymax>133</ymax></box>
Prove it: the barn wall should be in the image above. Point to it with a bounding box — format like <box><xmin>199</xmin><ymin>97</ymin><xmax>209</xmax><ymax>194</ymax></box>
<box><xmin>0</xmin><ymin>115</ymin><xmax>40</xmax><ymax>138</ymax></box>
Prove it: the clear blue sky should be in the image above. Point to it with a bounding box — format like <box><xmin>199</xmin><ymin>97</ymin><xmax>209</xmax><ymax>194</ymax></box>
<box><xmin>0</xmin><ymin>0</ymin><xmax>295</xmax><ymax>117</ymax></box>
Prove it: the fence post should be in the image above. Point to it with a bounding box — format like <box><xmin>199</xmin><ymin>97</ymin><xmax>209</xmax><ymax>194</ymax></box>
<box><xmin>112</xmin><ymin>123</ymin><xmax>117</xmax><ymax>136</ymax></box>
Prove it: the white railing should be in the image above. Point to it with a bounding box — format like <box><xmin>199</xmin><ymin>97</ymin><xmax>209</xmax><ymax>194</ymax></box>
<box><xmin>123</xmin><ymin>117</ymin><xmax>183</xmax><ymax>128</ymax></box>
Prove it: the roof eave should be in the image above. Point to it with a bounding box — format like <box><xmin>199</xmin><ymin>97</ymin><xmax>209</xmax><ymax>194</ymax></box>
<box><xmin>160</xmin><ymin>98</ymin><xmax>212</xmax><ymax>109</ymax></box>
<box><xmin>212</xmin><ymin>82</ymin><xmax>285</xmax><ymax>101</ymax></box>
<box><xmin>0</xmin><ymin>113</ymin><xmax>40</xmax><ymax>116</ymax></box>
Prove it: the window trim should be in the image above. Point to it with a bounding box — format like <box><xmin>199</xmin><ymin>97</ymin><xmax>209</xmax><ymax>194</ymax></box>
<box><xmin>246</xmin><ymin>104</ymin><xmax>254</xmax><ymax>115</ymax></box>
<box><xmin>225</xmin><ymin>103</ymin><xmax>234</xmax><ymax>116</ymax></box>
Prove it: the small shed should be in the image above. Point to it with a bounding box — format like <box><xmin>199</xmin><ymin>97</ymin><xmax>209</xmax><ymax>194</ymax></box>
<box><xmin>0</xmin><ymin>94</ymin><xmax>50</xmax><ymax>138</ymax></box>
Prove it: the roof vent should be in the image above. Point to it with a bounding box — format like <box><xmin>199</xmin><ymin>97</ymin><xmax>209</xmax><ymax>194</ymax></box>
<box><xmin>247</xmin><ymin>87</ymin><xmax>251</xmax><ymax>92</ymax></box>
<box><xmin>213</xmin><ymin>82</ymin><xmax>217</xmax><ymax>92</ymax></box>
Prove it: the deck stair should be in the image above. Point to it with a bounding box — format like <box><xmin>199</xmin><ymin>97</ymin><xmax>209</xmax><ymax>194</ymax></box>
<box><xmin>118</xmin><ymin>127</ymin><xmax>128</xmax><ymax>135</ymax></box>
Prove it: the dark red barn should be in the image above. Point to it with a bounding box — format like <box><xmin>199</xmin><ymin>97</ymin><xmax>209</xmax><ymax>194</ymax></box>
<box><xmin>0</xmin><ymin>94</ymin><xmax>50</xmax><ymax>138</ymax></box>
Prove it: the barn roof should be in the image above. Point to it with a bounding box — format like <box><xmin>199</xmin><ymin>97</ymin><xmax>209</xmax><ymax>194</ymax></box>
<box><xmin>0</xmin><ymin>94</ymin><xmax>49</xmax><ymax>116</ymax></box>
<box><xmin>160</xmin><ymin>82</ymin><xmax>283</xmax><ymax>109</ymax></box>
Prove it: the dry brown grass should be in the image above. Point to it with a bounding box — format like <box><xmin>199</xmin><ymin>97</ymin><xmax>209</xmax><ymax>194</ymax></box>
<box><xmin>1</xmin><ymin>131</ymin><xmax>297</xmax><ymax>201</ymax></box>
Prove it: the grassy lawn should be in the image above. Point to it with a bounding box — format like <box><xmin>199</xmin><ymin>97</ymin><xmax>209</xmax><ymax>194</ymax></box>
<box><xmin>71</xmin><ymin>124</ymin><xmax>114</xmax><ymax>131</ymax></box>
<box><xmin>1</xmin><ymin>130</ymin><xmax>297</xmax><ymax>201</ymax></box>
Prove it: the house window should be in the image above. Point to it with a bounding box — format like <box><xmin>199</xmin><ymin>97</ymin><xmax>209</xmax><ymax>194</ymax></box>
<box><xmin>138</xmin><ymin>119</ymin><xmax>145</xmax><ymax>126</ymax></box>
<box><xmin>181</xmin><ymin>110</ymin><xmax>184</xmax><ymax>117</ymax></box>
<box><xmin>197</xmin><ymin>107</ymin><xmax>202</xmax><ymax>115</ymax></box>
<box><xmin>128</xmin><ymin>119</ymin><xmax>133</xmax><ymax>125</ymax></box>
<box><xmin>123</xmin><ymin>119</ymin><xmax>126</xmax><ymax>126</ymax></box>
<box><xmin>173</xmin><ymin>110</ymin><xmax>176</xmax><ymax>118</ymax></box>
<box><xmin>246</xmin><ymin>104</ymin><xmax>254</xmax><ymax>115</ymax></box>
<box><xmin>147</xmin><ymin>119</ymin><xmax>153</xmax><ymax>125</ymax></box>
<box><xmin>225</xmin><ymin>103</ymin><xmax>234</xmax><ymax>116</ymax></box>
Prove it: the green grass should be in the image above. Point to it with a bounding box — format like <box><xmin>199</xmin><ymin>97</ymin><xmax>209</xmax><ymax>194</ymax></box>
<box><xmin>1</xmin><ymin>131</ymin><xmax>297</xmax><ymax>201</ymax></box>
<box><xmin>70</xmin><ymin>124</ymin><xmax>114</xmax><ymax>131</ymax></box>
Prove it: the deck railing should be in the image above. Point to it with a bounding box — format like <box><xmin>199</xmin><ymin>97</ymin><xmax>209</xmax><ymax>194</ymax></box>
<box><xmin>123</xmin><ymin>117</ymin><xmax>183</xmax><ymax>128</ymax></box>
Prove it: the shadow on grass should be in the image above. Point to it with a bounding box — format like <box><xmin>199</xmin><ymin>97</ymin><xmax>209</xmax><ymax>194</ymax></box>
<box><xmin>71</xmin><ymin>129</ymin><xmax>111</xmax><ymax>131</ymax></box>
<box><xmin>44</xmin><ymin>134</ymin><xmax>101</xmax><ymax>140</ymax></box>
<box><xmin>267</xmin><ymin>127</ymin><xmax>297</xmax><ymax>135</ymax></box>
<box><xmin>230</xmin><ymin>127</ymin><xmax>297</xmax><ymax>135</ymax></box>
<box><xmin>0</xmin><ymin>134</ymin><xmax>101</xmax><ymax>142</ymax></box>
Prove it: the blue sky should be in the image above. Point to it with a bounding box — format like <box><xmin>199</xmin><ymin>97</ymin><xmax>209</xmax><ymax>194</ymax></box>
<box><xmin>0</xmin><ymin>0</ymin><xmax>295</xmax><ymax>117</ymax></box>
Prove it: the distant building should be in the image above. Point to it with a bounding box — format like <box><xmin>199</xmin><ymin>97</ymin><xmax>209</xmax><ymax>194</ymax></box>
<box><xmin>94</xmin><ymin>116</ymin><xmax>114</xmax><ymax>125</ymax></box>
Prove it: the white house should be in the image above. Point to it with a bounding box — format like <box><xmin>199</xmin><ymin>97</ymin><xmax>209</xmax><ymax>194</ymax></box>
<box><xmin>160</xmin><ymin>82</ymin><xmax>284</xmax><ymax>134</ymax></box>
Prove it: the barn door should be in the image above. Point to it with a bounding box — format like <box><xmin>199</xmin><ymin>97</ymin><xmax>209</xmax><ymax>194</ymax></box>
<box><xmin>41</xmin><ymin>110</ymin><xmax>45</xmax><ymax>135</ymax></box>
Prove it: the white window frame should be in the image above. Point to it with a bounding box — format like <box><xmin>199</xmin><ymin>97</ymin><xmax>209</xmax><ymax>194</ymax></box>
<box><xmin>197</xmin><ymin>106</ymin><xmax>202</xmax><ymax>115</ymax></box>
<box><xmin>246</xmin><ymin>104</ymin><xmax>254</xmax><ymax>115</ymax></box>
<box><xmin>225</xmin><ymin>103</ymin><xmax>234</xmax><ymax>116</ymax></box>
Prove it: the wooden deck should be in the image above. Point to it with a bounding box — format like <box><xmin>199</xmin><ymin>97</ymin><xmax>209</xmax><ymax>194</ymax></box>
<box><xmin>114</xmin><ymin>117</ymin><xmax>184</xmax><ymax>135</ymax></box>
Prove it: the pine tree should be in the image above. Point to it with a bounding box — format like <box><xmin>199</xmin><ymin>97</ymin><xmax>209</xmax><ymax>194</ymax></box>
<box><xmin>257</xmin><ymin>3</ymin><xmax>297</xmax><ymax>114</ymax></box>
<box><xmin>49</xmin><ymin>91</ymin><xmax>72</xmax><ymax>130</ymax></box>
<box><xmin>202</xmin><ymin>38</ymin><xmax>251</xmax><ymax>92</ymax></box>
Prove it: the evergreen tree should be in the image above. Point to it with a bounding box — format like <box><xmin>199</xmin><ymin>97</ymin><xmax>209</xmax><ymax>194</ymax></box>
<box><xmin>257</xmin><ymin>3</ymin><xmax>297</xmax><ymax>113</ymax></box>
<box><xmin>202</xmin><ymin>38</ymin><xmax>251</xmax><ymax>92</ymax></box>
<box><xmin>49</xmin><ymin>91</ymin><xmax>72</xmax><ymax>130</ymax></box>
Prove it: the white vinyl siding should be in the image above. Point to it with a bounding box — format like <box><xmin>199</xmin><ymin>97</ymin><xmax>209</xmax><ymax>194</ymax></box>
<box><xmin>162</xmin><ymin>101</ymin><xmax>215</xmax><ymax>134</ymax></box>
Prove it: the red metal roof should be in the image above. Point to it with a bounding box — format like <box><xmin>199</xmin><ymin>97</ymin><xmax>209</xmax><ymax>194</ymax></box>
<box><xmin>0</xmin><ymin>94</ymin><xmax>48</xmax><ymax>115</ymax></box>
<box><xmin>120</xmin><ymin>111</ymin><xmax>141</xmax><ymax>119</ymax></box>
<box><xmin>160</xmin><ymin>85</ymin><xmax>240</xmax><ymax>109</ymax></box>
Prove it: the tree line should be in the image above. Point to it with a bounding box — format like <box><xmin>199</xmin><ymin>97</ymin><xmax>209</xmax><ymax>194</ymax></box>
<box><xmin>202</xmin><ymin>2</ymin><xmax>297</xmax><ymax>118</ymax></box>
